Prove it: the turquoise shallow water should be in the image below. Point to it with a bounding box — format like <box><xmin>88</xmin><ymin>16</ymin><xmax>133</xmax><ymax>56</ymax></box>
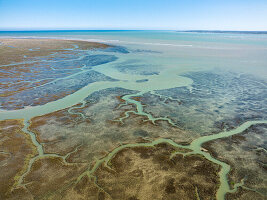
<box><xmin>1</xmin><ymin>30</ymin><xmax>266</xmax><ymax>78</ymax></box>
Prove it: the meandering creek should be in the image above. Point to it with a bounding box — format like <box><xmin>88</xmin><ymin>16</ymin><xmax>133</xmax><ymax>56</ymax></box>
<box><xmin>1</xmin><ymin>42</ymin><xmax>266</xmax><ymax>200</ymax></box>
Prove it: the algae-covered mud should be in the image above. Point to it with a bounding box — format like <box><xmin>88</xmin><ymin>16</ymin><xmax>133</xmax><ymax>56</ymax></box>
<box><xmin>0</xmin><ymin>31</ymin><xmax>267</xmax><ymax>200</ymax></box>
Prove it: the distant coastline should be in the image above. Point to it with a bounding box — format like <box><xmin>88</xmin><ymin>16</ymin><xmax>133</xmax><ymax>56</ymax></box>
<box><xmin>178</xmin><ymin>30</ymin><xmax>267</xmax><ymax>34</ymax></box>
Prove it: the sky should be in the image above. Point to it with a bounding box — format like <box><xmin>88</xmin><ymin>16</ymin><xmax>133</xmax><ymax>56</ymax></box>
<box><xmin>0</xmin><ymin>0</ymin><xmax>267</xmax><ymax>31</ymax></box>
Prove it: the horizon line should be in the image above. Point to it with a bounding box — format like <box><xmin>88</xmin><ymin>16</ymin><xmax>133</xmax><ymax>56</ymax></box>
<box><xmin>0</xmin><ymin>29</ymin><xmax>267</xmax><ymax>32</ymax></box>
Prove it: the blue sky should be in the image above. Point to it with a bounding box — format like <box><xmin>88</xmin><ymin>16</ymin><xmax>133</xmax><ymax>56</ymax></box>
<box><xmin>0</xmin><ymin>0</ymin><xmax>267</xmax><ymax>30</ymax></box>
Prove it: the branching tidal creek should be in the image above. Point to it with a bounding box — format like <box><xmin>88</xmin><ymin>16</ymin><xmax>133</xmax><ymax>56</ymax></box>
<box><xmin>1</xmin><ymin>39</ymin><xmax>266</xmax><ymax>200</ymax></box>
<box><xmin>4</xmin><ymin>92</ymin><xmax>266</xmax><ymax>199</ymax></box>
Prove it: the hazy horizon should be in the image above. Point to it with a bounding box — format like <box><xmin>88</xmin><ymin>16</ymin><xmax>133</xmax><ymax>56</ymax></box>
<box><xmin>1</xmin><ymin>29</ymin><xmax>267</xmax><ymax>32</ymax></box>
